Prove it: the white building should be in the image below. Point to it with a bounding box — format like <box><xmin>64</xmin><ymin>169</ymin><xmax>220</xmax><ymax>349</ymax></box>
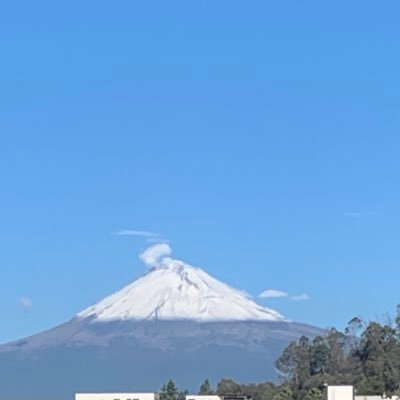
<box><xmin>356</xmin><ymin>397</ymin><xmax>399</xmax><ymax>400</ymax></box>
<box><xmin>327</xmin><ymin>386</ymin><xmax>354</xmax><ymax>400</ymax></box>
<box><xmin>327</xmin><ymin>386</ymin><xmax>400</xmax><ymax>400</ymax></box>
<box><xmin>75</xmin><ymin>393</ymin><xmax>158</xmax><ymax>400</ymax></box>
<box><xmin>186</xmin><ymin>396</ymin><xmax>222</xmax><ymax>400</ymax></box>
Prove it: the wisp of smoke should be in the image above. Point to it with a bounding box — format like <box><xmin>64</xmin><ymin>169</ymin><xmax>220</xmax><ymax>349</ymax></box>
<box><xmin>139</xmin><ymin>243</ymin><xmax>173</xmax><ymax>268</ymax></box>
<box><xmin>139</xmin><ymin>243</ymin><xmax>190</xmax><ymax>271</ymax></box>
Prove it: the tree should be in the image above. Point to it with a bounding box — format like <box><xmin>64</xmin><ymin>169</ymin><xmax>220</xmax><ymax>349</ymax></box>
<box><xmin>160</xmin><ymin>379</ymin><xmax>180</xmax><ymax>400</ymax></box>
<box><xmin>296</xmin><ymin>336</ymin><xmax>311</xmax><ymax>389</ymax></box>
<box><xmin>325</xmin><ymin>328</ymin><xmax>347</xmax><ymax>378</ymax></box>
<box><xmin>272</xmin><ymin>386</ymin><xmax>293</xmax><ymax>400</ymax></box>
<box><xmin>199</xmin><ymin>379</ymin><xmax>213</xmax><ymax>395</ymax></box>
<box><xmin>310</xmin><ymin>336</ymin><xmax>329</xmax><ymax>376</ymax></box>
<box><xmin>216</xmin><ymin>379</ymin><xmax>243</xmax><ymax>396</ymax></box>
<box><xmin>179</xmin><ymin>389</ymin><xmax>189</xmax><ymax>400</ymax></box>
<box><xmin>248</xmin><ymin>382</ymin><xmax>276</xmax><ymax>400</ymax></box>
<box><xmin>275</xmin><ymin>336</ymin><xmax>311</xmax><ymax>395</ymax></box>
<box><xmin>345</xmin><ymin>317</ymin><xmax>364</xmax><ymax>337</ymax></box>
<box><xmin>276</xmin><ymin>306</ymin><xmax>400</xmax><ymax>399</ymax></box>
<box><xmin>275</xmin><ymin>342</ymin><xmax>298</xmax><ymax>383</ymax></box>
<box><xmin>355</xmin><ymin>322</ymin><xmax>400</xmax><ymax>395</ymax></box>
<box><xmin>303</xmin><ymin>389</ymin><xmax>323</xmax><ymax>400</ymax></box>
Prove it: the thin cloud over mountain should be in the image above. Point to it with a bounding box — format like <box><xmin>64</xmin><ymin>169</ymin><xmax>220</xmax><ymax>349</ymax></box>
<box><xmin>259</xmin><ymin>289</ymin><xmax>309</xmax><ymax>302</ymax></box>
<box><xmin>290</xmin><ymin>293</ymin><xmax>310</xmax><ymax>301</ymax></box>
<box><xmin>259</xmin><ymin>289</ymin><xmax>288</xmax><ymax>299</ymax></box>
<box><xmin>112</xmin><ymin>229</ymin><xmax>159</xmax><ymax>238</ymax></box>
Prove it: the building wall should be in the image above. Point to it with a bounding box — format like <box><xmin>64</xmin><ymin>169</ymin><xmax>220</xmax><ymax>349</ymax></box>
<box><xmin>356</xmin><ymin>397</ymin><xmax>399</xmax><ymax>400</ymax></box>
<box><xmin>327</xmin><ymin>386</ymin><xmax>354</xmax><ymax>400</ymax></box>
<box><xmin>186</xmin><ymin>395</ymin><xmax>222</xmax><ymax>400</ymax></box>
<box><xmin>75</xmin><ymin>393</ymin><xmax>158</xmax><ymax>400</ymax></box>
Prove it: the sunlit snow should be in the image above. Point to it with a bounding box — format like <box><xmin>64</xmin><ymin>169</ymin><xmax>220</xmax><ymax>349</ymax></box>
<box><xmin>77</xmin><ymin>244</ymin><xmax>284</xmax><ymax>322</ymax></box>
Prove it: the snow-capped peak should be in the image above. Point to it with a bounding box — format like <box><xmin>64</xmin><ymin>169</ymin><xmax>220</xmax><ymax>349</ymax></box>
<box><xmin>77</xmin><ymin>244</ymin><xmax>284</xmax><ymax>323</ymax></box>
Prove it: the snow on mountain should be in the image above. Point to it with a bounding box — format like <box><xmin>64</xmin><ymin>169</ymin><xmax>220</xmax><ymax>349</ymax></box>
<box><xmin>77</xmin><ymin>244</ymin><xmax>284</xmax><ymax>322</ymax></box>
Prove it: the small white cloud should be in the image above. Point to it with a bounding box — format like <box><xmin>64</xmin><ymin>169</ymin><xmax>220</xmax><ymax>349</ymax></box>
<box><xmin>19</xmin><ymin>297</ymin><xmax>33</xmax><ymax>310</ymax></box>
<box><xmin>290</xmin><ymin>293</ymin><xmax>310</xmax><ymax>301</ymax></box>
<box><xmin>139</xmin><ymin>243</ymin><xmax>172</xmax><ymax>268</ymax></box>
<box><xmin>259</xmin><ymin>289</ymin><xmax>288</xmax><ymax>299</ymax></box>
<box><xmin>112</xmin><ymin>229</ymin><xmax>159</xmax><ymax>238</ymax></box>
<box><xmin>259</xmin><ymin>289</ymin><xmax>310</xmax><ymax>301</ymax></box>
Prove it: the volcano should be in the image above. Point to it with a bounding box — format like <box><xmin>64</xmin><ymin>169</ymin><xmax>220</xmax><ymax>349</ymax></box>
<box><xmin>0</xmin><ymin>244</ymin><xmax>322</xmax><ymax>400</ymax></box>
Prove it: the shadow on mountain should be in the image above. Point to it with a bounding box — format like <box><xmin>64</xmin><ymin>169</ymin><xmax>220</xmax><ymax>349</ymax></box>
<box><xmin>0</xmin><ymin>319</ymin><xmax>323</xmax><ymax>400</ymax></box>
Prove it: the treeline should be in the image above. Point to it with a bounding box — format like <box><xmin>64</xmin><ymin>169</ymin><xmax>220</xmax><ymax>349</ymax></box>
<box><xmin>275</xmin><ymin>308</ymin><xmax>400</xmax><ymax>400</ymax></box>
<box><xmin>160</xmin><ymin>378</ymin><xmax>278</xmax><ymax>400</ymax></box>
<box><xmin>161</xmin><ymin>307</ymin><xmax>400</xmax><ymax>400</ymax></box>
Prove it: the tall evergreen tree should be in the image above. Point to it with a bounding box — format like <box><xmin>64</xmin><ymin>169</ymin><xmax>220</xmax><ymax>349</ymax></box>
<box><xmin>160</xmin><ymin>379</ymin><xmax>180</xmax><ymax>400</ymax></box>
<box><xmin>199</xmin><ymin>379</ymin><xmax>213</xmax><ymax>395</ymax></box>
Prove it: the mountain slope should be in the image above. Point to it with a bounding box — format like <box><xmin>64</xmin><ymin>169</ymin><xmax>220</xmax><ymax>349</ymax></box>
<box><xmin>0</xmin><ymin>245</ymin><xmax>322</xmax><ymax>400</ymax></box>
<box><xmin>0</xmin><ymin>319</ymin><xmax>322</xmax><ymax>400</ymax></box>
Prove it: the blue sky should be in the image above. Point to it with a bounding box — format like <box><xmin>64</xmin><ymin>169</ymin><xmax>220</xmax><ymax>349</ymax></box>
<box><xmin>1</xmin><ymin>1</ymin><xmax>400</xmax><ymax>343</ymax></box>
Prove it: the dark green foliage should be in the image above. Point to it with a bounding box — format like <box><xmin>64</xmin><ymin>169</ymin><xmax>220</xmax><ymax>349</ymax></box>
<box><xmin>303</xmin><ymin>388</ymin><xmax>323</xmax><ymax>400</ymax></box>
<box><xmin>178</xmin><ymin>389</ymin><xmax>189</xmax><ymax>400</ymax></box>
<box><xmin>160</xmin><ymin>380</ymin><xmax>180</xmax><ymax>400</ymax></box>
<box><xmin>275</xmin><ymin>306</ymin><xmax>400</xmax><ymax>399</ymax></box>
<box><xmin>310</xmin><ymin>336</ymin><xmax>329</xmax><ymax>375</ymax></box>
<box><xmin>216</xmin><ymin>379</ymin><xmax>243</xmax><ymax>396</ymax></box>
<box><xmin>161</xmin><ymin>307</ymin><xmax>400</xmax><ymax>400</ymax></box>
<box><xmin>272</xmin><ymin>386</ymin><xmax>293</xmax><ymax>400</ymax></box>
<box><xmin>199</xmin><ymin>379</ymin><xmax>213</xmax><ymax>395</ymax></box>
<box><xmin>244</xmin><ymin>382</ymin><xmax>276</xmax><ymax>400</ymax></box>
<box><xmin>356</xmin><ymin>322</ymin><xmax>400</xmax><ymax>395</ymax></box>
<box><xmin>216</xmin><ymin>379</ymin><xmax>277</xmax><ymax>400</ymax></box>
